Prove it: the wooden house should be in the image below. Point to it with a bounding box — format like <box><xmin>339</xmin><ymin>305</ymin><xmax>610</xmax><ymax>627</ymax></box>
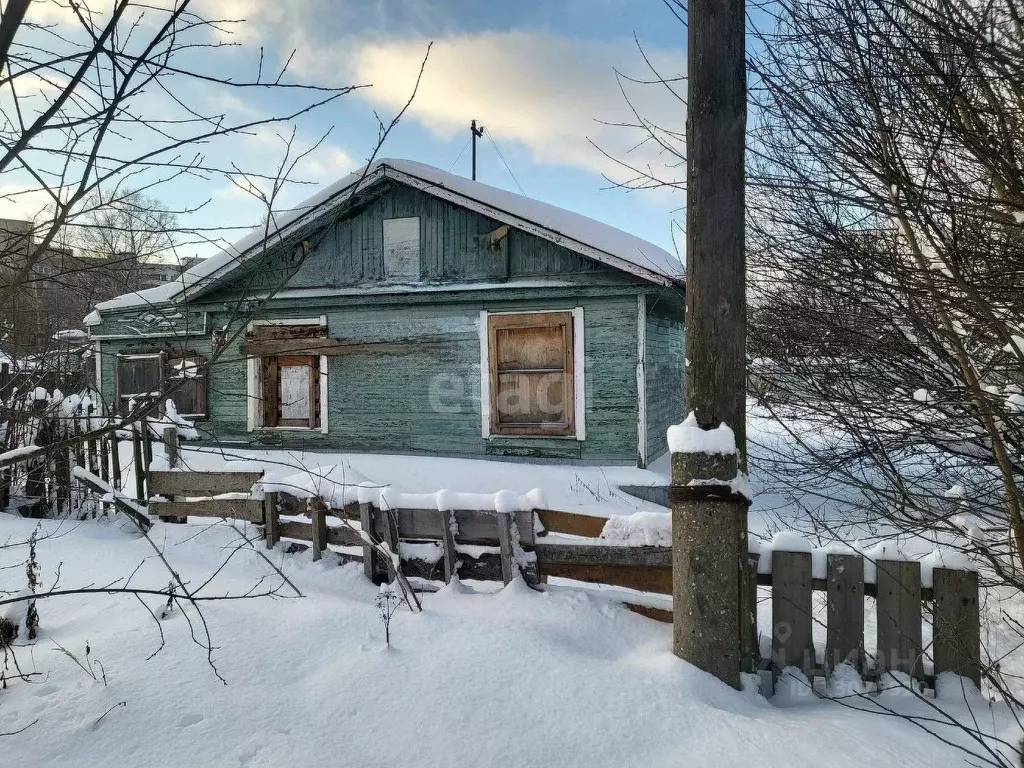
<box><xmin>86</xmin><ymin>160</ymin><xmax>684</xmax><ymax>467</ymax></box>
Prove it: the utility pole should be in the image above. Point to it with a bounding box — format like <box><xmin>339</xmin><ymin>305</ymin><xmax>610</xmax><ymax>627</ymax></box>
<box><xmin>470</xmin><ymin>119</ymin><xmax>484</xmax><ymax>180</ymax></box>
<box><xmin>670</xmin><ymin>0</ymin><xmax>748</xmax><ymax>689</ymax></box>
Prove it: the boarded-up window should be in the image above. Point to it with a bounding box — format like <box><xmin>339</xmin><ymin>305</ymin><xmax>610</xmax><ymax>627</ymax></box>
<box><xmin>487</xmin><ymin>312</ymin><xmax>574</xmax><ymax>436</ymax></box>
<box><xmin>382</xmin><ymin>217</ymin><xmax>420</xmax><ymax>281</ymax></box>
<box><xmin>261</xmin><ymin>355</ymin><xmax>321</xmax><ymax>429</ymax></box>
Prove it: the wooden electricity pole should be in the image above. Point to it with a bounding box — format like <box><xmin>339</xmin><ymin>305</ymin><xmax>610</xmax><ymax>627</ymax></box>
<box><xmin>671</xmin><ymin>0</ymin><xmax>748</xmax><ymax>687</ymax></box>
<box><xmin>470</xmin><ymin>120</ymin><xmax>484</xmax><ymax>180</ymax></box>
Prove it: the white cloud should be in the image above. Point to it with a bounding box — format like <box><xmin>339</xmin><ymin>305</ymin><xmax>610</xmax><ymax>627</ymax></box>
<box><xmin>340</xmin><ymin>32</ymin><xmax>686</xmax><ymax>183</ymax></box>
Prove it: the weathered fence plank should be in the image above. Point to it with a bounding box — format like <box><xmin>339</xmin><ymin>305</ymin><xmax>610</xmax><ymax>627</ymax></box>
<box><xmin>875</xmin><ymin>559</ymin><xmax>923</xmax><ymax>678</ymax></box>
<box><xmin>826</xmin><ymin>553</ymin><xmax>864</xmax><ymax>672</ymax></box>
<box><xmin>535</xmin><ymin>559</ymin><xmax>672</xmax><ymax>594</ymax></box>
<box><xmin>536</xmin><ymin>509</ymin><xmax>606</xmax><ymax>538</ymax></box>
<box><xmin>771</xmin><ymin>550</ymin><xmax>814</xmax><ymax>674</ymax></box>
<box><xmin>932</xmin><ymin>568</ymin><xmax>980</xmax><ymax>686</ymax></box>
<box><xmin>534</xmin><ymin>543</ymin><xmax>671</xmax><ymax>568</ymax></box>
<box><xmin>278</xmin><ymin>520</ymin><xmax>361</xmax><ymax>548</ymax></box>
<box><xmin>387</xmin><ymin>508</ymin><xmax>535</xmax><ymax>545</ymax></box>
<box><xmin>148</xmin><ymin>499</ymin><xmax>264</xmax><ymax>522</ymax></box>
<box><xmin>148</xmin><ymin>471</ymin><xmax>263</xmax><ymax>497</ymax></box>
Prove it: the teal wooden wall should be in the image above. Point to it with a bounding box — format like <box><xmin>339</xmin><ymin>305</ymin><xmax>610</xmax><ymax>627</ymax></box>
<box><xmin>644</xmin><ymin>292</ymin><xmax>686</xmax><ymax>462</ymax></box>
<box><xmin>95</xmin><ymin>289</ymin><xmax>642</xmax><ymax>462</ymax></box>
<box><xmin>202</xmin><ymin>183</ymin><xmax>636</xmax><ymax>299</ymax></box>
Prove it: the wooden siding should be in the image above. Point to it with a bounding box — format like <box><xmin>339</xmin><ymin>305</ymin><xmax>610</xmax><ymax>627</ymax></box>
<box><xmin>644</xmin><ymin>292</ymin><xmax>685</xmax><ymax>462</ymax></box>
<box><xmin>96</xmin><ymin>291</ymin><xmax>643</xmax><ymax>462</ymax></box>
<box><xmin>203</xmin><ymin>183</ymin><xmax>635</xmax><ymax>300</ymax></box>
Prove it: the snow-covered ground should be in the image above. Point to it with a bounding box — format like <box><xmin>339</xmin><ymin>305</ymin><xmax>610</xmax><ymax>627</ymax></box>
<box><xmin>1</xmin><ymin>514</ymin><xmax>1018</xmax><ymax>767</ymax></box>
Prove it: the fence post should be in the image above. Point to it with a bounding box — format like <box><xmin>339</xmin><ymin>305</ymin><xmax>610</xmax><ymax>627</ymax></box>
<box><xmin>748</xmin><ymin>551</ymin><xmax>760</xmax><ymax>671</ymax></box>
<box><xmin>263</xmin><ymin>491</ymin><xmax>280</xmax><ymax>549</ymax></box>
<box><xmin>131</xmin><ymin>425</ymin><xmax>146</xmax><ymax>502</ymax></box>
<box><xmin>440</xmin><ymin>509</ymin><xmax>458</xmax><ymax>583</ymax></box>
<box><xmin>932</xmin><ymin>568</ymin><xmax>980</xmax><ymax>687</ymax></box>
<box><xmin>310</xmin><ymin>498</ymin><xmax>327</xmax><ymax>561</ymax></box>
<box><xmin>875</xmin><ymin>560</ymin><xmax>922</xmax><ymax>679</ymax></box>
<box><xmin>826</xmin><ymin>553</ymin><xmax>864</xmax><ymax>673</ymax></box>
<box><xmin>381</xmin><ymin>506</ymin><xmax>399</xmax><ymax>583</ymax></box>
<box><xmin>85</xmin><ymin>404</ymin><xmax>98</xmax><ymax>474</ymax></box>
<box><xmin>496</xmin><ymin>513</ymin><xmax>515</xmax><ymax>585</ymax></box>
<box><xmin>359</xmin><ymin>502</ymin><xmax>379</xmax><ymax>583</ymax></box>
<box><xmin>53</xmin><ymin>445</ymin><xmax>71</xmax><ymax>517</ymax></box>
<box><xmin>159</xmin><ymin>427</ymin><xmax>186</xmax><ymax>524</ymax></box>
<box><xmin>98</xmin><ymin>435</ymin><xmax>110</xmax><ymax>484</ymax></box>
<box><xmin>771</xmin><ymin>549</ymin><xmax>814</xmax><ymax>676</ymax></box>
<box><xmin>141</xmin><ymin>421</ymin><xmax>153</xmax><ymax>477</ymax></box>
<box><xmin>109</xmin><ymin>432</ymin><xmax>122</xmax><ymax>492</ymax></box>
<box><xmin>163</xmin><ymin>426</ymin><xmax>180</xmax><ymax>469</ymax></box>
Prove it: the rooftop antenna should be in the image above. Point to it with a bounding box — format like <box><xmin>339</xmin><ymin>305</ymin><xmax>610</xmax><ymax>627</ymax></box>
<box><xmin>470</xmin><ymin>119</ymin><xmax>484</xmax><ymax>180</ymax></box>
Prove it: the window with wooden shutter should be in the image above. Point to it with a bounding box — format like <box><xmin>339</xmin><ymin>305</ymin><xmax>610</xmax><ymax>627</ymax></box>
<box><xmin>167</xmin><ymin>353</ymin><xmax>207</xmax><ymax>419</ymax></box>
<box><xmin>487</xmin><ymin>312</ymin><xmax>575</xmax><ymax>436</ymax></box>
<box><xmin>115</xmin><ymin>353</ymin><xmax>164</xmax><ymax>415</ymax></box>
<box><xmin>261</xmin><ymin>354</ymin><xmax>320</xmax><ymax>428</ymax></box>
<box><xmin>116</xmin><ymin>351</ymin><xmax>209</xmax><ymax>419</ymax></box>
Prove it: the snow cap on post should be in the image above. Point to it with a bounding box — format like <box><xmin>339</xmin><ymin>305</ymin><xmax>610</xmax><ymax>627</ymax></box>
<box><xmin>667</xmin><ymin>412</ymin><xmax>737</xmax><ymax>455</ymax></box>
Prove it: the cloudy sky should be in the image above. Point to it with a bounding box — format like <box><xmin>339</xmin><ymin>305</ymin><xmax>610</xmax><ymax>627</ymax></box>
<box><xmin>10</xmin><ymin>0</ymin><xmax>688</xmax><ymax>261</ymax></box>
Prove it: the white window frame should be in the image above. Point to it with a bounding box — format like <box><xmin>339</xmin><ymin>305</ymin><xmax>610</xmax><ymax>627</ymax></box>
<box><xmin>382</xmin><ymin>216</ymin><xmax>421</xmax><ymax>282</ymax></box>
<box><xmin>478</xmin><ymin>307</ymin><xmax>585</xmax><ymax>441</ymax></box>
<box><xmin>246</xmin><ymin>316</ymin><xmax>329</xmax><ymax>434</ymax></box>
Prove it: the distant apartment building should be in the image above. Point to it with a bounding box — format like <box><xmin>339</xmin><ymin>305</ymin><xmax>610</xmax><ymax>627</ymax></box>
<box><xmin>0</xmin><ymin>218</ymin><xmax>198</xmax><ymax>354</ymax></box>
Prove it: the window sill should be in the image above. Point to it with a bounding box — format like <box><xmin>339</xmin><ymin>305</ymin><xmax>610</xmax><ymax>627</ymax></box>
<box><xmin>252</xmin><ymin>426</ymin><xmax>323</xmax><ymax>432</ymax></box>
<box><xmin>486</xmin><ymin>433</ymin><xmax>581</xmax><ymax>441</ymax></box>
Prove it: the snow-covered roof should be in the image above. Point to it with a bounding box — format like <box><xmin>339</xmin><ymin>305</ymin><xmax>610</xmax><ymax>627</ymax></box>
<box><xmin>94</xmin><ymin>159</ymin><xmax>682</xmax><ymax>313</ymax></box>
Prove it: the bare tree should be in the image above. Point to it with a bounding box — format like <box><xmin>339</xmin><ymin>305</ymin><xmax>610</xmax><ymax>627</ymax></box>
<box><xmin>0</xmin><ymin>0</ymin><xmax>428</xmax><ymax>719</ymax></box>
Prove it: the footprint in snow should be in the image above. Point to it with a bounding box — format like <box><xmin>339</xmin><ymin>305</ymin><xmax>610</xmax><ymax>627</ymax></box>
<box><xmin>178</xmin><ymin>713</ymin><xmax>204</xmax><ymax>728</ymax></box>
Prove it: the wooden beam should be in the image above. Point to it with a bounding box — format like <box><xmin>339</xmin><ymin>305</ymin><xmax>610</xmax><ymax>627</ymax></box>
<box><xmin>241</xmin><ymin>337</ymin><xmax>450</xmax><ymax>358</ymax></box>
<box><xmin>539</xmin><ymin>562</ymin><xmax>672</xmax><ymax>595</ymax></box>
<box><xmin>536</xmin><ymin>509</ymin><xmax>606</xmax><ymax>538</ymax></box>
<box><xmin>534</xmin><ymin>542</ymin><xmax>671</xmax><ymax>567</ymax></box>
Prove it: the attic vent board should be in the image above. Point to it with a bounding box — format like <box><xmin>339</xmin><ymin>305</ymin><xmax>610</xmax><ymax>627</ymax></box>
<box><xmin>382</xmin><ymin>216</ymin><xmax>420</xmax><ymax>281</ymax></box>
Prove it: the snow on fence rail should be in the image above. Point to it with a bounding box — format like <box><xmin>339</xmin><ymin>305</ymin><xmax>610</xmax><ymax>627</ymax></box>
<box><xmin>146</xmin><ymin>432</ymin><xmax>546</xmax><ymax>586</ymax></box>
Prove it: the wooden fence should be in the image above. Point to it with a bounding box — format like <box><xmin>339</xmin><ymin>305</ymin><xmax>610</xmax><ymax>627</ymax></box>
<box><xmin>0</xmin><ymin>414</ymin><xmax>983</xmax><ymax>692</ymax></box>
<box><xmin>0</xmin><ymin>402</ymin><xmax>157</xmax><ymax>526</ymax></box>
<box><xmin>142</xmin><ymin>447</ymin><xmax>982</xmax><ymax>689</ymax></box>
